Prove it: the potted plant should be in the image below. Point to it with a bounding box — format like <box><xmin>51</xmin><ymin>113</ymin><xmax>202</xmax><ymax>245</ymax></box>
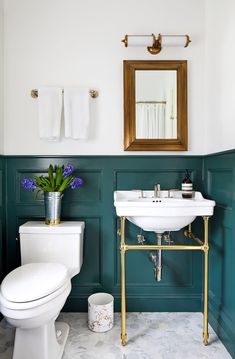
<box><xmin>21</xmin><ymin>164</ymin><xmax>84</xmax><ymax>225</ymax></box>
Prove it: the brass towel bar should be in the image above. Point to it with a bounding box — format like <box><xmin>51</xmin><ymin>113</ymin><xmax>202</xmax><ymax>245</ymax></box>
<box><xmin>31</xmin><ymin>89</ymin><xmax>99</xmax><ymax>99</ymax></box>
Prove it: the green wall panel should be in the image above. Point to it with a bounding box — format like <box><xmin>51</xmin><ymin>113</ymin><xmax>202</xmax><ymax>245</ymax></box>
<box><xmin>4</xmin><ymin>155</ymin><xmax>203</xmax><ymax>313</ymax></box>
<box><xmin>203</xmin><ymin>151</ymin><xmax>235</xmax><ymax>358</ymax></box>
<box><xmin>1</xmin><ymin>152</ymin><xmax>234</xmax><ymax>356</ymax></box>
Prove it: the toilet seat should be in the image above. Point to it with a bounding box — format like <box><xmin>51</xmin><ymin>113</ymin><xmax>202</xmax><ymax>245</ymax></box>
<box><xmin>0</xmin><ymin>278</ymin><xmax>71</xmax><ymax>311</ymax></box>
<box><xmin>0</xmin><ymin>262</ymin><xmax>70</xmax><ymax>312</ymax></box>
<box><xmin>1</xmin><ymin>262</ymin><xmax>69</xmax><ymax>303</ymax></box>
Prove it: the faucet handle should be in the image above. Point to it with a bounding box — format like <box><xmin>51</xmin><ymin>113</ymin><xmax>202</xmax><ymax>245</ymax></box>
<box><xmin>131</xmin><ymin>189</ymin><xmax>144</xmax><ymax>198</ymax></box>
<box><xmin>168</xmin><ymin>188</ymin><xmax>180</xmax><ymax>198</ymax></box>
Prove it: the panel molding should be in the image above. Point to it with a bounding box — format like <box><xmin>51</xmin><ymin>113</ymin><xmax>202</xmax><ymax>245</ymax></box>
<box><xmin>209</xmin><ymin>291</ymin><xmax>235</xmax><ymax>335</ymax></box>
<box><xmin>16</xmin><ymin>168</ymin><xmax>103</xmax><ymax>205</ymax></box>
<box><xmin>206</xmin><ymin>168</ymin><xmax>233</xmax><ymax>209</ymax></box>
<box><xmin>64</xmin><ymin>293</ymin><xmax>202</xmax><ymax>312</ymax></box>
<box><xmin>204</xmin><ymin>153</ymin><xmax>235</xmax><ymax>358</ymax></box>
<box><xmin>4</xmin><ymin>155</ymin><xmax>203</xmax><ymax>313</ymax></box>
<box><xmin>114</xmin><ymin>236</ymin><xmax>195</xmax><ymax>289</ymax></box>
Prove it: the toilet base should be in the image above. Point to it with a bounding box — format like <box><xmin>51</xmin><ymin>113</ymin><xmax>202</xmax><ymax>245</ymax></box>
<box><xmin>55</xmin><ymin>322</ymin><xmax>70</xmax><ymax>357</ymax></box>
<box><xmin>13</xmin><ymin>320</ymin><xmax>69</xmax><ymax>359</ymax></box>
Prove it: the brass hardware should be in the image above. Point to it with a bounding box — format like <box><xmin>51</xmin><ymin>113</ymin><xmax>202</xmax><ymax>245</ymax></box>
<box><xmin>121</xmin><ymin>35</ymin><xmax>128</xmax><ymax>47</ymax></box>
<box><xmin>185</xmin><ymin>34</ymin><xmax>191</xmax><ymax>47</ymax></box>
<box><xmin>122</xmin><ymin>33</ymin><xmax>191</xmax><ymax>55</ymax></box>
<box><xmin>202</xmin><ymin>244</ymin><xmax>209</xmax><ymax>252</ymax></box>
<box><xmin>45</xmin><ymin>218</ymin><xmax>61</xmax><ymax>225</ymax></box>
<box><xmin>184</xmin><ymin>224</ymin><xmax>203</xmax><ymax>246</ymax></box>
<box><xmin>147</xmin><ymin>33</ymin><xmax>162</xmax><ymax>55</ymax></box>
<box><xmin>118</xmin><ymin>216</ymin><xmax>210</xmax><ymax>346</ymax></box>
<box><xmin>89</xmin><ymin>89</ymin><xmax>99</xmax><ymax>98</ymax></box>
<box><xmin>121</xmin><ymin>333</ymin><xmax>127</xmax><ymax>346</ymax></box>
<box><xmin>203</xmin><ymin>216</ymin><xmax>209</xmax><ymax>346</ymax></box>
<box><xmin>120</xmin><ymin>217</ymin><xmax>127</xmax><ymax>346</ymax></box>
<box><xmin>31</xmin><ymin>89</ymin><xmax>99</xmax><ymax>99</ymax></box>
<box><xmin>203</xmin><ymin>332</ymin><xmax>209</xmax><ymax>346</ymax></box>
<box><xmin>124</xmin><ymin>244</ymin><xmax>203</xmax><ymax>251</ymax></box>
<box><xmin>120</xmin><ymin>242</ymin><xmax>127</xmax><ymax>252</ymax></box>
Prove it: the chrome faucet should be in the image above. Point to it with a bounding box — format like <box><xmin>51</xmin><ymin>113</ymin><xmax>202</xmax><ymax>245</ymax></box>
<box><xmin>154</xmin><ymin>183</ymin><xmax>161</xmax><ymax>198</ymax></box>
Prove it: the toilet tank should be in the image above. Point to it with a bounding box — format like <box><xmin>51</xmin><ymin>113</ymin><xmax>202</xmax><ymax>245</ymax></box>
<box><xmin>19</xmin><ymin>221</ymin><xmax>85</xmax><ymax>278</ymax></box>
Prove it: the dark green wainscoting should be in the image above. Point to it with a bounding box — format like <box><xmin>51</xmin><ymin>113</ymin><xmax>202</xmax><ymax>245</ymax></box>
<box><xmin>0</xmin><ymin>156</ymin><xmax>5</xmax><ymax>281</ymax></box>
<box><xmin>203</xmin><ymin>150</ymin><xmax>235</xmax><ymax>358</ymax></box>
<box><xmin>4</xmin><ymin>155</ymin><xmax>203</xmax><ymax>313</ymax></box>
<box><xmin>1</xmin><ymin>153</ymin><xmax>234</xmax><ymax>357</ymax></box>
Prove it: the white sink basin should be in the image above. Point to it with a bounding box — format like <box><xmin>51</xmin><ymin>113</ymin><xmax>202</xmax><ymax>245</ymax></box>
<box><xmin>114</xmin><ymin>190</ymin><xmax>215</xmax><ymax>232</ymax></box>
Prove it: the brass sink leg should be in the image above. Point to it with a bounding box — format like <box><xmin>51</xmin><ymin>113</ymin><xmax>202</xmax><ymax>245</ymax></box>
<box><xmin>203</xmin><ymin>216</ymin><xmax>209</xmax><ymax>346</ymax></box>
<box><xmin>117</xmin><ymin>215</ymin><xmax>211</xmax><ymax>346</ymax></box>
<box><xmin>120</xmin><ymin>216</ymin><xmax>127</xmax><ymax>346</ymax></box>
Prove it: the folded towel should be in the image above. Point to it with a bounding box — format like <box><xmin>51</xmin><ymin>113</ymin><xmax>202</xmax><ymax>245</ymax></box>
<box><xmin>64</xmin><ymin>88</ymin><xmax>90</xmax><ymax>139</ymax></box>
<box><xmin>38</xmin><ymin>87</ymin><xmax>62</xmax><ymax>141</ymax></box>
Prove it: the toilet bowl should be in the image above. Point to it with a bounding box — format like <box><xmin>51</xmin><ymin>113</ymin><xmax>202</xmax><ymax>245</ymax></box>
<box><xmin>0</xmin><ymin>262</ymin><xmax>72</xmax><ymax>359</ymax></box>
<box><xmin>0</xmin><ymin>221</ymin><xmax>85</xmax><ymax>359</ymax></box>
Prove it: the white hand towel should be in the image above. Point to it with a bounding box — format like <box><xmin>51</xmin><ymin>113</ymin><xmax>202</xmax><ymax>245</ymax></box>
<box><xmin>38</xmin><ymin>87</ymin><xmax>62</xmax><ymax>141</ymax></box>
<box><xmin>64</xmin><ymin>88</ymin><xmax>90</xmax><ymax>140</ymax></box>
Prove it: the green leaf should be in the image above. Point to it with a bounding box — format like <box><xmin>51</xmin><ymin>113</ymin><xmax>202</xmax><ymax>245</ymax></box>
<box><xmin>55</xmin><ymin>165</ymin><xmax>63</xmax><ymax>189</ymax></box>
<box><xmin>48</xmin><ymin>164</ymin><xmax>55</xmax><ymax>190</ymax></box>
<box><xmin>35</xmin><ymin>189</ymin><xmax>43</xmax><ymax>200</ymax></box>
<box><xmin>34</xmin><ymin>176</ymin><xmax>53</xmax><ymax>191</ymax></box>
<box><xmin>57</xmin><ymin>176</ymin><xmax>73</xmax><ymax>192</ymax></box>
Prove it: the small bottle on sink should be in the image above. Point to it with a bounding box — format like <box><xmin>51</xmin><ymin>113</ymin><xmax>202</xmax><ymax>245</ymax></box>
<box><xmin>181</xmin><ymin>170</ymin><xmax>193</xmax><ymax>198</ymax></box>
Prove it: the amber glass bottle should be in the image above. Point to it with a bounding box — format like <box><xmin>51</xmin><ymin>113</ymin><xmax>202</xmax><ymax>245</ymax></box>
<box><xmin>181</xmin><ymin>170</ymin><xmax>193</xmax><ymax>198</ymax></box>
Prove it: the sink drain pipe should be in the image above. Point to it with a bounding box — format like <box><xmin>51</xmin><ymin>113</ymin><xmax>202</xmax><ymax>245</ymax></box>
<box><xmin>149</xmin><ymin>233</ymin><xmax>162</xmax><ymax>281</ymax></box>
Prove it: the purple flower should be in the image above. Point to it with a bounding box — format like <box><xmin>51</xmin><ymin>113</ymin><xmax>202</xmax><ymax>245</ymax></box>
<box><xmin>70</xmin><ymin>177</ymin><xmax>84</xmax><ymax>189</ymax></box>
<box><xmin>21</xmin><ymin>178</ymin><xmax>37</xmax><ymax>190</ymax></box>
<box><xmin>63</xmin><ymin>164</ymin><xmax>75</xmax><ymax>178</ymax></box>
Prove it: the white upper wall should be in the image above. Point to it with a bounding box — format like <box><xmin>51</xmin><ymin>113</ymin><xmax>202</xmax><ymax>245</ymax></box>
<box><xmin>0</xmin><ymin>0</ymin><xmax>3</xmax><ymax>154</ymax></box>
<box><xmin>3</xmin><ymin>0</ymin><xmax>206</xmax><ymax>155</ymax></box>
<box><xmin>205</xmin><ymin>0</ymin><xmax>235</xmax><ymax>154</ymax></box>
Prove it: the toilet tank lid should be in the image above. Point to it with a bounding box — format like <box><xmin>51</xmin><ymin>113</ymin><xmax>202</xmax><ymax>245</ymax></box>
<box><xmin>1</xmin><ymin>263</ymin><xmax>69</xmax><ymax>303</ymax></box>
<box><xmin>19</xmin><ymin>221</ymin><xmax>85</xmax><ymax>234</ymax></box>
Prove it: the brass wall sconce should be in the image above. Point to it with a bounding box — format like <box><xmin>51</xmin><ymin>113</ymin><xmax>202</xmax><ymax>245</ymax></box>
<box><xmin>121</xmin><ymin>34</ymin><xmax>191</xmax><ymax>55</ymax></box>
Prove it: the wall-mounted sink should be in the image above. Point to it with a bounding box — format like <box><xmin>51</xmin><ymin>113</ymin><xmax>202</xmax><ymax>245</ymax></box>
<box><xmin>114</xmin><ymin>190</ymin><xmax>215</xmax><ymax>232</ymax></box>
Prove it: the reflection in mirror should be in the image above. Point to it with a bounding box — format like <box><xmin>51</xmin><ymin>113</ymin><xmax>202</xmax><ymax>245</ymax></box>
<box><xmin>136</xmin><ymin>70</ymin><xmax>177</xmax><ymax>139</ymax></box>
<box><xmin>124</xmin><ymin>60</ymin><xmax>187</xmax><ymax>151</ymax></box>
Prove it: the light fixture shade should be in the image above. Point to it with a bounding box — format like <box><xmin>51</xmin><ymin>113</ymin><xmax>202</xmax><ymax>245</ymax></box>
<box><xmin>125</xmin><ymin>35</ymin><xmax>153</xmax><ymax>47</ymax></box>
<box><xmin>161</xmin><ymin>35</ymin><xmax>189</xmax><ymax>47</ymax></box>
<box><xmin>122</xmin><ymin>33</ymin><xmax>191</xmax><ymax>54</ymax></box>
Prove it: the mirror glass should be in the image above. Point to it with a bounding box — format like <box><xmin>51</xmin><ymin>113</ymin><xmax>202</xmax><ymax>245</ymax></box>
<box><xmin>124</xmin><ymin>60</ymin><xmax>187</xmax><ymax>151</ymax></box>
<box><xmin>136</xmin><ymin>70</ymin><xmax>177</xmax><ymax>139</ymax></box>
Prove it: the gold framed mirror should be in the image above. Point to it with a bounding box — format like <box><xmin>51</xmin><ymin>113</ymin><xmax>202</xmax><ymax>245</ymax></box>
<box><xmin>124</xmin><ymin>60</ymin><xmax>188</xmax><ymax>151</ymax></box>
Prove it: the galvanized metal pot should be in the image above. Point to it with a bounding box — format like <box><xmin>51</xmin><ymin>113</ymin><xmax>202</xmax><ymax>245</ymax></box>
<box><xmin>44</xmin><ymin>192</ymin><xmax>63</xmax><ymax>225</ymax></box>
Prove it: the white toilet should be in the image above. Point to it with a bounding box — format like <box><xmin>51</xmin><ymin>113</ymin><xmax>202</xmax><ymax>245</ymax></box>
<box><xmin>0</xmin><ymin>220</ymin><xmax>85</xmax><ymax>359</ymax></box>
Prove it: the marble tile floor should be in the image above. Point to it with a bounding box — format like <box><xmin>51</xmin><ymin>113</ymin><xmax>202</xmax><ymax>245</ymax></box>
<box><xmin>0</xmin><ymin>312</ymin><xmax>232</xmax><ymax>359</ymax></box>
